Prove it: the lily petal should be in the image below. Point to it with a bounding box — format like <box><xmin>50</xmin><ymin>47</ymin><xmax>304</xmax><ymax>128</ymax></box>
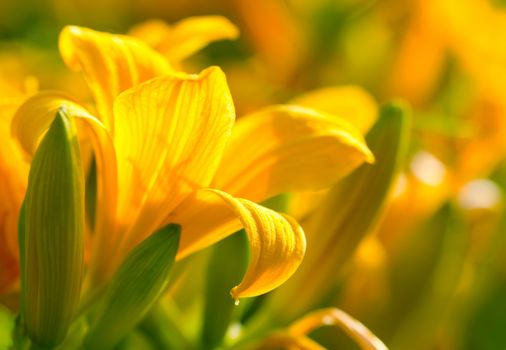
<box><xmin>213</xmin><ymin>105</ymin><xmax>374</xmax><ymax>203</ymax></box>
<box><xmin>291</xmin><ymin>86</ymin><xmax>378</xmax><ymax>133</ymax></box>
<box><xmin>130</xmin><ymin>16</ymin><xmax>239</xmax><ymax>64</ymax></box>
<box><xmin>172</xmin><ymin>188</ymin><xmax>306</xmax><ymax>300</ymax></box>
<box><xmin>12</xmin><ymin>92</ymin><xmax>101</xmax><ymax>156</ymax></box>
<box><xmin>59</xmin><ymin>26</ymin><xmax>173</xmax><ymax>132</ymax></box>
<box><xmin>112</xmin><ymin>67</ymin><xmax>235</xmax><ymax>256</ymax></box>
<box><xmin>288</xmin><ymin>308</ymin><xmax>388</xmax><ymax>350</ymax></box>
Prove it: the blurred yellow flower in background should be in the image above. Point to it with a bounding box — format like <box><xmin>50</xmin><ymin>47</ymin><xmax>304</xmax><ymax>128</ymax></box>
<box><xmin>0</xmin><ymin>80</ymin><xmax>29</xmax><ymax>297</ymax></box>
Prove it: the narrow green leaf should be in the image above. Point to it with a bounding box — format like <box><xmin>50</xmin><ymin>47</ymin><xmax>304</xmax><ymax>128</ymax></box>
<box><xmin>84</xmin><ymin>224</ymin><xmax>181</xmax><ymax>350</ymax></box>
<box><xmin>201</xmin><ymin>231</ymin><xmax>249</xmax><ymax>349</ymax></box>
<box><xmin>22</xmin><ymin>109</ymin><xmax>85</xmax><ymax>347</ymax></box>
<box><xmin>388</xmin><ymin>204</ymin><xmax>468</xmax><ymax>350</ymax></box>
<box><xmin>464</xmin><ymin>278</ymin><xmax>506</xmax><ymax>350</ymax></box>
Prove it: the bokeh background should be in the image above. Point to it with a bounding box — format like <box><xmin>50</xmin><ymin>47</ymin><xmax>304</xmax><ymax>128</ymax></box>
<box><xmin>3</xmin><ymin>0</ymin><xmax>506</xmax><ymax>349</ymax></box>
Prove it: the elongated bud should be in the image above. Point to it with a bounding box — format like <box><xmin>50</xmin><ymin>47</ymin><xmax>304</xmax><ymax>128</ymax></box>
<box><xmin>267</xmin><ymin>101</ymin><xmax>410</xmax><ymax>322</ymax></box>
<box><xmin>85</xmin><ymin>224</ymin><xmax>181</xmax><ymax>350</ymax></box>
<box><xmin>22</xmin><ymin>109</ymin><xmax>85</xmax><ymax>347</ymax></box>
<box><xmin>305</xmin><ymin>101</ymin><xmax>409</xmax><ymax>300</ymax></box>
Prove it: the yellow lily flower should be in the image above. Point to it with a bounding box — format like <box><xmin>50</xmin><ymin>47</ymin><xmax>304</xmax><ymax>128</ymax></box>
<box><xmin>12</xmin><ymin>25</ymin><xmax>373</xmax><ymax>301</ymax></box>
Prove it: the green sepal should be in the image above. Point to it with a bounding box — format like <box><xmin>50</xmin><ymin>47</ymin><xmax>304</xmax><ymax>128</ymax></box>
<box><xmin>22</xmin><ymin>109</ymin><xmax>85</xmax><ymax>347</ymax></box>
<box><xmin>84</xmin><ymin>224</ymin><xmax>181</xmax><ymax>350</ymax></box>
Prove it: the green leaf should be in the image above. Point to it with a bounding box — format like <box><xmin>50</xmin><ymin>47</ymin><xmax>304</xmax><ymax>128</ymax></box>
<box><xmin>84</xmin><ymin>224</ymin><xmax>181</xmax><ymax>350</ymax></box>
<box><xmin>464</xmin><ymin>278</ymin><xmax>506</xmax><ymax>350</ymax></box>
<box><xmin>387</xmin><ymin>204</ymin><xmax>468</xmax><ymax>350</ymax></box>
<box><xmin>22</xmin><ymin>109</ymin><xmax>85</xmax><ymax>347</ymax></box>
<box><xmin>201</xmin><ymin>231</ymin><xmax>249</xmax><ymax>349</ymax></box>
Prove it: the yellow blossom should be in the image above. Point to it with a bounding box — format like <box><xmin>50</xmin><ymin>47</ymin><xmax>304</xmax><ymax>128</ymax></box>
<box><xmin>12</xmin><ymin>25</ymin><xmax>373</xmax><ymax>301</ymax></box>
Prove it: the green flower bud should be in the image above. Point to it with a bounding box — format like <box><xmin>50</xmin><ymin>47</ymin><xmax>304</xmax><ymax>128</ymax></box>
<box><xmin>22</xmin><ymin>109</ymin><xmax>85</xmax><ymax>347</ymax></box>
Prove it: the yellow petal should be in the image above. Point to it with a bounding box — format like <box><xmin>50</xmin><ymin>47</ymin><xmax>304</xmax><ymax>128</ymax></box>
<box><xmin>213</xmin><ymin>105</ymin><xmax>374</xmax><ymax>203</ymax></box>
<box><xmin>288</xmin><ymin>308</ymin><xmax>388</xmax><ymax>350</ymax></box>
<box><xmin>59</xmin><ymin>26</ymin><xmax>173</xmax><ymax>132</ymax></box>
<box><xmin>12</xmin><ymin>92</ymin><xmax>99</xmax><ymax>157</ymax></box>
<box><xmin>172</xmin><ymin>189</ymin><xmax>306</xmax><ymax>300</ymax></box>
<box><xmin>130</xmin><ymin>16</ymin><xmax>239</xmax><ymax>64</ymax></box>
<box><xmin>291</xmin><ymin>86</ymin><xmax>378</xmax><ymax>133</ymax></box>
<box><xmin>171</xmin><ymin>190</ymin><xmax>241</xmax><ymax>260</ymax></box>
<box><xmin>128</xmin><ymin>20</ymin><xmax>172</xmax><ymax>49</ymax></box>
<box><xmin>112</xmin><ymin>67</ymin><xmax>235</xmax><ymax>257</ymax></box>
